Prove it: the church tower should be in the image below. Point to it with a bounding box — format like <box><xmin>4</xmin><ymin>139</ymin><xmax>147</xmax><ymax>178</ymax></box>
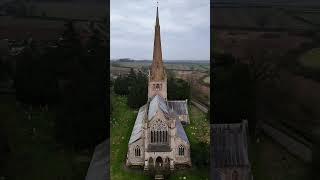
<box><xmin>148</xmin><ymin>5</ymin><xmax>167</xmax><ymax>100</ymax></box>
<box><xmin>126</xmin><ymin>3</ymin><xmax>191</xmax><ymax>172</ymax></box>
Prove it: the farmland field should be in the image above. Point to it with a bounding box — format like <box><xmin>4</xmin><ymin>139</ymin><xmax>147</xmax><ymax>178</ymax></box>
<box><xmin>249</xmin><ymin>133</ymin><xmax>309</xmax><ymax>180</ymax></box>
<box><xmin>212</xmin><ymin>7</ymin><xmax>315</xmax><ymax>30</ymax></box>
<box><xmin>299</xmin><ymin>48</ymin><xmax>320</xmax><ymax>69</ymax></box>
<box><xmin>0</xmin><ymin>2</ymin><xmax>105</xmax><ymax>40</ymax></box>
<box><xmin>111</xmin><ymin>61</ymin><xmax>209</xmax><ymax>72</ymax></box>
<box><xmin>34</xmin><ymin>2</ymin><xmax>106</xmax><ymax>19</ymax></box>
<box><xmin>0</xmin><ymin>16</ymin><xmax>64</xmax><ymax>40</ymax></box>
<box><xmin>203</xmin><ymin>76</ymin><xmax>210</xmax><ymax>85</ymax></box>
<box><xmin>110</xmin><ymin>60</ymin><xmax>210</xmax><ymax>105</ymax></box>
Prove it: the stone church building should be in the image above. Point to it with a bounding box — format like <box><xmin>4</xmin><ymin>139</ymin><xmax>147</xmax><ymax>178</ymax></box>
<box><xmin>211</xmin><ymin>121</ymin><xmax>252</xmax><ymax>180</ymax></box>
<box><xmin>126</xmin><ymin>6</ymin><xmax>191</xmax><ymax>171</ymax></box>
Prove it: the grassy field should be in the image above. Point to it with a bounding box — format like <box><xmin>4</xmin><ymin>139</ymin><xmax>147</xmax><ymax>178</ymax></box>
<box><xmin>111</xmin><ymin>61</ymin><xmax>209</xmax><ymax>72</ymax></box>
<box><xmin>249</xmin><ymin>133</ymin><xmax>309</xmax><ymax>180</ymax></box>
<box><xmin>202</xmin><ymin>76</ymin><xmax>210</xmax><ymax>85</ymax></box>
<box><xmin>34</xmin><ymin>2</ymin><xmax>106</xmax><ymax>19</ymax></box>
<box><xmin>110</xmin><ymin>94</ymin><xmax>148</xmax><ymax>180</ymax></box>
<box><xmin>110</xmin><ymin>94</ymin><xmax>209</xmax><ymax>180</ymax></box>
<box><xmin>299</xmin><ymin>48</ymin><xmax>320</xmax><ymax>69</ymax></box>
<box><xmin>212</xmin><ymin>7</ymin><xmax>316</xmax><ymax>30</ymax></box>
<box><xmin>1</xmin><ymin>95</ymin><xmax>92</xmax><ymax>180</ymax></box>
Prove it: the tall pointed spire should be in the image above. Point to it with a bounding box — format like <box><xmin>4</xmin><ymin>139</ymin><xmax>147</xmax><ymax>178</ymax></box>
<box><xmin>156</xmin><ymin>2</ymin><xmax>159</xmax><ymax>26</ymax></box>
<box><xmin>150</xmin><ymin>2</ymin><xmax>165</xmax><ymax>81</ymax></box>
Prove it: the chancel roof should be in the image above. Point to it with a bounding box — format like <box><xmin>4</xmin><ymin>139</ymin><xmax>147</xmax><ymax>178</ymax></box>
<box><xmin>176</xmin><ymin>119</ymin><xmax>189</xmax><ymax>143</ymax></box>
<box><xmin>129</xmin><ymin>105</ymin><xmax>146</xmax><ymax>144</ymax></box>
<box><xmin>148</xmin><ymin>95</ymin><xmax>169</xmax><ymax>120</ymax></box>
<box><xmin>211</xmin><ymin>123</ymin><xmax>250</xmax><ymax>168</ymax></box>
<box><xmin>168</xmin><ymin>100</ymin><xmax>188</xmax><ymax>115</ymax></box>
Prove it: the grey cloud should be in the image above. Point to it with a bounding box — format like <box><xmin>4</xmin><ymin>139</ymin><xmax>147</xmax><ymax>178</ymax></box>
<box><xmin>111</xmin><ymin>0</ymin><xmax>210</xmax><ymax>60</ymax></box>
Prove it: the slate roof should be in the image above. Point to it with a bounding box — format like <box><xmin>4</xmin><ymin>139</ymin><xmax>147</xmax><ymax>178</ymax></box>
<box><xmin>211</xmin><ymin>122</ymin><xmax>250</xmax><ymax>168</ymax></box>
<box><xmin>148</xmin><ymin>95</ymin><xmax>169</xmax><ymax>120</ymax></box>
<box><xmin>85</xmin><ymin>139</ymin><xmax>109</xmax><ymax>180</ymax></box>
<box><xmin>176</xmin><ymin>119</ymin><xmax>189</xmax><ymax>143</ymax></box>
<box><xmin>168</xmin><ymin>100</ymin><xmax>188</xmax><ymax>115</ymax></box>
<box><xmin>128</xmin><ymin>105</ymin><xmax>146</xmax><ymax>144</ymax></box>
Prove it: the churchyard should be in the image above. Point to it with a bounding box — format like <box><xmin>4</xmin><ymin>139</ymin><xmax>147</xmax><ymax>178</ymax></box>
<box><xmin>110</xmin><ymin>93</ymin><xmax>209</xmax><ymax>179</ymax></box>
<box><xmin>0</xmin><ymin>94</ymin><xmax>92</xmax><ymax>180</ymax></box>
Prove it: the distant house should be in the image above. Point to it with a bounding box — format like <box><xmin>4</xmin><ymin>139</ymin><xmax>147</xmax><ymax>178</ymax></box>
<box><xmin>211</xmin><ymin>120</ymin><xmax>252</xmax><ymax>180</ymax></box>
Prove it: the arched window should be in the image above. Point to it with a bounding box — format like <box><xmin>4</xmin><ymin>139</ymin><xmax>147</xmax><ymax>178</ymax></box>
<box><xmin>151</xmin><ymin>131</ymin><xmax>153</xmax><ymax>143</ymax></box>
<box><xmin>156</xmin><ymin>83</ymin><xmax>160</xmax><ymax>90</ymax></box>
<box><xmin>165</xmin><ymin>131</ymin><xmax>168</xmax><ymax>142</ymax></box>
<box><xmin>151</xmin><ymin>120</ymin><xmax>168</xmax><ymax>144</ymax></box>
<box><xmin>156</xmin><ymin>131</ymin><xmax>159</xmax><ymax>142</ymax></box>
<box><xmin>232</xmin><ymin>170</ymin><xmax>238</xmax><ymax>180</ymax></box>
<box><xmin>162</xmin><ymin>131</ymin><xmax>165</xmax><ymax>143</ymax></box>
<box><xmin>178</xmin><ymin>145</ymin><xmax>184</xmax><ymax>156</ymax></box>
<box><xmin>135</xmin><ymin>145</ymin><xmax>141</xmax><ymax>157</ymax></box>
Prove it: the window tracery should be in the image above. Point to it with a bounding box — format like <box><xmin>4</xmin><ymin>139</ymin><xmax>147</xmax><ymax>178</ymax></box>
<box><xmin>178</xmin><ymin>145</ymin><xmax>185</xmax><ymax>156</ymax></box>
<box><xmin>135</xmin><ymin>145</ymin><xmax>141</xmax><ymax>157</ymax></box>
<box><xmin>150</xmin><ymin>119</ymin><xmax>168</xmax><ymax>144</ymax></box>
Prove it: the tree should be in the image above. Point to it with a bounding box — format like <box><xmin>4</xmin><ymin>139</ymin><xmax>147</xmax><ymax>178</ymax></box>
<box><xmin>213</xmin><ymin>49</ymin><xmax>279</xmax><ymax>137</ymax></box>
<box><xmin>114</xmin><ymin>76</ymin><xmax>129</xmax><ymax>95</ymax></box>
<box><xmin>168</xmin><ymin>77</ymin><xmax>190</xmax><ymax>100</ymax></box>
<box><xmin>55</xmin><ymin>24</ymin><xmax>107</xmax><ymax>149</ymax></box>
<box><xmin>15</xmin><ymin>44</ymin><xmax>59</xmax><ymax>105</ymax></box>
<box><xmin>128</xmin><ymin>71</ymin><xmax>147</xmax><ymax>108</ymax></box>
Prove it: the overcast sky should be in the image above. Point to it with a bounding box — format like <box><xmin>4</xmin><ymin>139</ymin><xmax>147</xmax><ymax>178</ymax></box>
<box><xmin>110</xmin><ymin>0</ymin><xmax>210</xmax><ymax>61</ymax></box>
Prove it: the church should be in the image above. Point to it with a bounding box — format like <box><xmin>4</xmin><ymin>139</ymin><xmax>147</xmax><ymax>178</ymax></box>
<box><xmin>126</xmin><ymin>6</ymin><xmax>191</xmax><ymax>171</ymax></box>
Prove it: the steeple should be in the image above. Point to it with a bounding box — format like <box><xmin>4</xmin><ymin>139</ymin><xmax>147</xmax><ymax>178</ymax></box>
<box><xmin>148</xmin><ymin>2</ymin><xmax>167</xmax><ymax>100</ymax></box>
<box><xmin>150</xmin><ymin>3</ymin><xmax>165</xmax><ymax>81</ymax></box>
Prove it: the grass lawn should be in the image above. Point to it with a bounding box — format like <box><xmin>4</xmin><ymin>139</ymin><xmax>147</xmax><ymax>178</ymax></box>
<box><xmin>110</xmin><ymin>94</ymin><xmax>148</xmax><ymax>180</ymax></box>
<box><xmin>169</xmin><ymin>105</ymin><xmax>210</xmax><ymax>180</ymax></box>
<box><xmin>0</xmin><ymin>95</ymin><xmax>92</xmax><ymax>180</ymax></box>
<box><xmin>110</xmin><ymin>94</ymin><xmax>210</xmax><ymax>180</ymax></box>
<box><xmin>249</xmin><ymin>133</ymin><xmax>309</xmax><ymax>180</ymax></box>
<box><xmin>299</xmin><ymin>48</ymin><xmax>320</xmax><ymax>69</ymax></box>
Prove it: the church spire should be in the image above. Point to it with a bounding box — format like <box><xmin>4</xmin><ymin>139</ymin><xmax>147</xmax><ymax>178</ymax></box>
<box><xmin>150</xmin><ymin>2</ymin><xmax>165</xmax><ymax>81</ymax></box>
<box><xmin>156</xmin><ymin>2</ymin><xmax>159</xmax><ymax>26</ymax></box>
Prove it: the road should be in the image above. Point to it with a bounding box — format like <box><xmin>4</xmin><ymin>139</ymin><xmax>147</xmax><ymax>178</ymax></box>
<box><xmin>191</xmin><ymin>99</ymin><xmax>208</xmax><ymax>113</ymax></box>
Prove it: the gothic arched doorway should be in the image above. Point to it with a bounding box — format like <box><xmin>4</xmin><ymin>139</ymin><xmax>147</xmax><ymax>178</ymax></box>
<box><xmin>155</xmin><ymin>156</ymin><xmax>163</xmax><ymax>168</ymax></box>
